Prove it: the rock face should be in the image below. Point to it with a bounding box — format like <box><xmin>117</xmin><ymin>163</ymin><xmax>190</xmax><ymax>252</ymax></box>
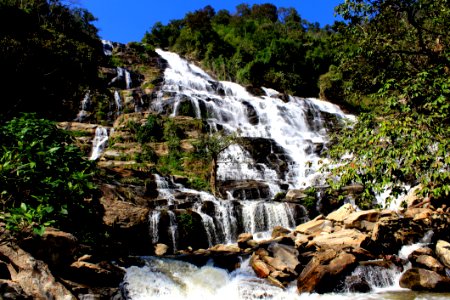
<box><xmin>399</xmin><ymin>268</ymin><xmax>450</xmax><ymax>291</ymax></box>
<box><xmin>312</xmin><ymin>229</ymin><xmax>371</xmax><ymax>251</ymax></box>
<box><xmin>0</xmin><ymin>243</ymin><xmax>76</xmax><ymax>300</ymax></box>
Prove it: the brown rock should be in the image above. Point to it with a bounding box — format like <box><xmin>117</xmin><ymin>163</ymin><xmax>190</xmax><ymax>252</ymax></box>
<box><xmin>399</xmin><ymin>268</ymin><xmax>450</xmax><ymax>291</ymax></box>
<box><xmin>268</xmin><ymin>243</ymin><xmax>299</xmax><ymax>272</ymax></box>
<box><xmin>0</xmin><ymin>279</ymin><xmax>31</xmax><ymax>299</ymax></box>
<box><xmin>251</xmin><ymin>256</ymin><xmax>271</xmax><ymax>278</ymax></box>
<box><xmin>436</xmin><ymin>240</ymin><xmax>450</xmax><ymax>269</ymax></box>
<box><xmin>209</xmin><ymin>244</ymin><xmax>241</xmax><ymax>254</ymax></box>
<box><xmin>154</xmin><ymin>244</ymin><xmax>169</xmax><ymax>256</ymax></box>
<box><xmin>343</xmin><ymin>209</ymin><xmax>381</xmax><ymax>228</ymax></box>
<box><xmin>237</xmin><ymin>233</ymin><xmax>254</xmax><ymax>249</ymax></box>
<box><xmin>271</xmin><ymin>226</ymin><xmax>291</xmax><ymax>238</ymax></box>
<box><xmin>69</xmin><ymin>260</ymin><xmax>125</xmax><ymax>287</ymax></box>
<box><xmin>326</xmin><ymin>203</ymin><xmax>355</xmax><ymax>223</ymax></box>
<box><xmin>285</xmin><ymin>189</ymin><xmax>308</xmax><ymax>202</ymax></box>
<box><xmin>404</xmin><ymin>208</ymin><xmax>433</xmax><ymax>220</ymax></box>
<box><xmin>295</xmin><ymin>219</ymin><xmax>333</xmax><ymax>236</ymax></box>
<box><xmin>415</xmin><ymin>255</ymin><xmax>444</xmax><ymax>273</ymax></box>
<box><xmin>0</xmin><ymin>243</ymin><xmax>76</xmax><ymax>299</ymax></box>
<box><xmin>312</xmin><ymin>229</ymin><xmax>371</xmax><ymax>251</ymax></box>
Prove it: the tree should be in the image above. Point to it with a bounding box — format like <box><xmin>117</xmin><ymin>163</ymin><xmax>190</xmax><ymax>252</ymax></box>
<box><xmin>324</xmin><ymin>0</ymin><xmax>450</xmax><ymax>207</ymax></box>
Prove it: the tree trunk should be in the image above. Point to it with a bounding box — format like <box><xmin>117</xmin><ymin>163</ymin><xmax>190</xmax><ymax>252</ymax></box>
<box><xmin>209</xmin><ymin>156</ymin><xmax>217</xmax><ymax>197</ymax></box>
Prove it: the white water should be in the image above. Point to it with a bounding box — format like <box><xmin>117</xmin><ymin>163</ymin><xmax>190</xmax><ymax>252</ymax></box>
<box><xmin>101</xmin><ymin>40</ymin><xmax>113</xmax><ymax>56</ymax></box>
<box><xmin>114</xmin><ymin>90</ymin><xmax>123</xmax><ymax>114</ymax></box>
<box><xmin>74</xmin><ymin>92</ymin><xmax>91</xmax><ymax>122</ymax></box>
<box><xmin>89</xmin><ymin>126</ymin><xmax>109</xmax><ymax>160</ymax></box>
<box><xmin>154</xmin><ymin>49</ymin><xmax>354</xmax><ymax>192</ymax></box>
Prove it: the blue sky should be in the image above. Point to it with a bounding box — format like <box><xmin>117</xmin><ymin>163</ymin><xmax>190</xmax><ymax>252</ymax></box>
<box><xmin>77</xmin><ymin>1</ymin><xmax>342</xmax><ymax>44</ymax></box>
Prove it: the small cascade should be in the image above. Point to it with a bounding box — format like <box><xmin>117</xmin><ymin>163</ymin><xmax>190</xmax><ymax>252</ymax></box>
<box><xmin>101</xmin><ymin>40</ymin><xmax>113</xmax><ymax>56</ymax></box>
<box><xmin>89</xmin><ymin>126</ymin><xmax>109</xmax><ymax>160</ymax></box>
<box><xmin>149</xmin><ymin>211</ymin><xmax>160</xmax><ymax>244</ymax></box>
<box><xmin>74</xmin><ymin>92</ymin><xmax>91</xmax><ymax>122</ymax></box>
<box><xmin>114</xmin><ymin>90</ymin><xmax>123</xmax><ymax>114</ymax></box>
<box><xmin>167</xmin><ymin>211</ymin><xmax>178</xmax><ymax>252</ymax></box>
<box><xmin>111</xmin><ymin>67</ymin><xmax>133</xmax><ymax>89</ymax></box>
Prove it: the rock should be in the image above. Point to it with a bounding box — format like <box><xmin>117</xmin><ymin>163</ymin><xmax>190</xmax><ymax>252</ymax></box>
<box><xmin>403</xmin><ymin>185</ymin><xmax>424</xmax><ymax>208</ymax></box>
<box><xmin>295</xmin><ymin>218</ymin><xmax>333</xmax><ymax>236</ymax></box>
<box><xmin>344</xmin><ymin>209</ymin><xmax>381</xmax><ymax>225</ymax></box>
<box><xmin>209</xmin><ymin>244</ymin><xmax>241</xmax><ymax>254</ymax></box>
<box><xmin>154</xmin><ymin>244</ymin><xmax>169</xmax><ymax>256</ymax></box>
<box><xmin>344</xmin><ymin>275</ymin><xmax>371</xmax><ymax>293</ymax></box>
<box><xmin>399</xmin><ymin>268</ymin><xmax>450</xmax><ymax>291</ymax></box>
<box><xmin>408</xmin><ymin>247</ymin><xmax>434</xmax><ymax>261</ymax></box>
<box><xmin>0</xmin><ymin>279</ymin><xmax>31</xmax><ymax>299</ymax></box>
<box><xmin>0</xmin><ymin>243</ymin><xmax>76</xmax><ymax>299</ymax></box>
<box><xmin>286</xmin><ymin>189</ymin><xmax>308</xmax><ymax>202</ymax></box>
<box><xmin>218</xmin><ymin>180</ymin><xmax>271</xmax><ymax>200</ymax></box>
<box><xmin>414</xmin><ymin>255</ymin><xmax>445</xmax><ymax>273</ymax></box>
<box><xmin>326</xmin><ymin>203</ymin><xmax>355</xmax><ymax>222</ymax></box>
<box><xmin>268</xmin><ymin>243</ymin><xmax>299</xmax><ymax>272</ymax></box>
<box><xmin>250</xmin><ymin>256</ymin><xmax>271</xmax><ymax>278</ymax></box>
<box><xmin>404</xmin><ymin>208</ymin><xmax>433</xmax><ymax>220</ymax></box>
<box><xmin>340</xmin><ymin>184</ymin><xmax>364</xmax><ymax>194</ymax></box>
<box><xmin>436</xmin><ymin>240</ymin><xmax>450</xmax><ymax>269</ymax></box>
<box><xmin>69</xmin><ymin>260</ymin><xmax>125</xmax><ymax>287</ymax></box>
<box><xmin>237</xmin><ymin>233</ymin><xmax>254</xmax><ymax>249</ymax></box>
<box><xmin>267</xmin><ymin>276</ymin><xmax>285</xmax><ymax>289</ymax></box>
<box><xmin>297</xmin><ymin>249</ymin><xmax>357</xmax><ymax>293</ymax></box>
<box><xmin>19</xmin><ymin>228</ymin><xmax>78</xmax><ymax>269</ymax></box>
<box><xmin>312</xmin><ymin>229</ymin><xmax>371</xmax><ymax>251</ymax></box>
<box><xmin>271</xmin><ymin>226</ymin><xmax>291</xmax><ymax>239</ymax></box>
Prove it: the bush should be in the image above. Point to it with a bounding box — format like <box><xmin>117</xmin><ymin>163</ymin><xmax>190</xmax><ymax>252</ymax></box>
<box><xmin>0</xmin><ymin>114</ymin><xmax>96</xmax><ymax>236</ymax></box>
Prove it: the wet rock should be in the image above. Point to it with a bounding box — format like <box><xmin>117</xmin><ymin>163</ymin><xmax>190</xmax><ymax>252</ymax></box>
<box><xmin>154</xmin><ymin>244</ymin><xmax>169</xmax><ymax>256</ymax></box>
<box><xmin>218</xmin><ymin>180</ymin><xmax>271</xmax><ymax>200</ymax></box>
<box><xmin>268</xmin><ymin>243</ymin><xmax>299</xmax><ymax>272</ymax></box>
<box><xmin>237</xmin><ymin>233</ymin><xmax>254</xmax><ymax>249</ymax></box>
<box><xmin>344</xmin><ymin>275</ymin><xmax>371</xmax><ymax>293</ymax></box>
<box><xmin>326</xmin><ymin>203</ymin><xmax>355</xmax><ymax>222</ymax></box>
<box><xmin>285</xmin><ymin>189</ymin><xmax>308</xmax><ymax>202</ymax></box>
<box><xmin>312</xmin><ymin>229</ymin><xmax>371</xmax><ymax>251</ymax></box>
<box><xmin>250</xmin><ymin>255</ymin><xmax>271</xmax><ymax>278</ymax></box>
<box><xmin>399</xmin><ymin>268</ymin><xmax>450</xmax><ymax>291</ymax></box>
<box><xmin>408</xmin><ymin>247</ymin><xmax>434</xmax><ymax>261</ymax></box>
<box><xmin>414</xmin><ymin>255</ymin><xmax>445</xmax><ymax>273</ymax></box>
<box><xmin>297</xmin><ymin>249</ymin><xmax>357</xmax><ymax>293</ymax></box>
<box><xmin>0</xmin><ymin>243</ymin><xmax>76</xmax><ymax>299</ymax></box>
<box><xmin>436</xmin><ymin>240</ymin><xmax>450</xmax><ymax>269</ymax></box>
<box><xmin>242</xmin><ymin>101</ymin><xmax>259</xmax><ymax>125</ymax></box>
<box><xmin>68</xmin><ymin>260</ymin><xmax>125</xmax><ymax>287</ymax></box>
<box><xmin>209</xmin><ymin>244</ymin><xmax>241</xmax><ymax>254</ymax></box>
<box><xmin>271</xmin><ymin>226</ymin><xmax>291</xmax><ymax>239</ymax></box>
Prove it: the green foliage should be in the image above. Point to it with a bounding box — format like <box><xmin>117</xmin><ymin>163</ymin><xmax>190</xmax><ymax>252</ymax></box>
<box><xmin>142</xmin><ymin>4</ymin><xmax>338</xmax><ymax>96</ymax></box>
<box><xmin>0</xmin><ymin>0</ymin><xmax>104</xmax><ymax>120</ymax></box>
<box><xmin>0</xmin><ymin>114</ymin><xmax>96</xmax><ymax>235</ymax></box>
<box><xmin>325</xmin><ymin>0</ymin><xmax>450</xmax><ymax>206</ymax></box>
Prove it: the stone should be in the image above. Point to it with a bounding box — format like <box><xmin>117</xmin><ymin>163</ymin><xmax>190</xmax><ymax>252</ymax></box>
<box><xmin>344</xmin><ymin>275</ymin><xmax>371</xmax><ymax>293</ymax></box>
<box><xmin>250</xmin><ymin>256</ymin><xmax>271</xmax><ymax>278</ymax></box>
<box><xmin>268</xmin><ymin>243</ymin><xmax>300</xmax><ymax>272</ymax></box>
<box><xmin>69</xmin><ymin>260</ymin><xmax>125</xmax><ymax>287</ymax></box>
<box><xmin>209</xmin><ymin>244</ymin><xmax>241</xmax><ymax>254</ymax></box>
<box><xmin>399</xmin><ymin>268</ymin><xmax>450</xmax><ymax>291</ymax></box>
<box><xmin>326</xmin><ymin>203</ymin><xmax>355</xmax><ymax>222</ymax></box>
<box><xmin>414</xmin><ymin>255</ymin><xmax>444</xmax><ymax>273</ymax></box>
<box><xmin>312</xmin><ymin>229</ymin><xmax>371</xmax><ymax>251</ymax></box>
<box><xmin>237</xmin><ymin>233</ymin><xmax>254</xmax><ymax>249</ymax></box>
<box><xmin>403</xmin><ymin>185</ymin><xmax>424</xmax><ymax>208</ymax></box>
<box><xmin>343</xmin><ymin>209</ymin><xmax>381</xmax><ymax>228</ymax></box>
<box><xmin>154</xmin><ymin>244</ymin><xmax>169</xmax><ymax>256</ymax></box>
<box><xmin>436</xmin><ymin>240</ymin><xmax>450</xmax><ymax>269</ymax></box>
<box><xmin>404</xmin><ymin>208</ymin><xmax>433</xmax><ymax>220</ymax></box>
<box><xmin>0</xmin><ymin>243</ymin><xmax>76</xmax><ymax>299</ymax></box>
<box><xmin>0</xmin><ymin>279</ymin><xmax>31</xmax><ymax>299</ymax></box>
<box><xmin>295</xmin><ymin>219</ymin><xmax>333</xmax><ymax>236</ymax></box>
<box><xmin>19</xmin><ymin>228</ymin><xmax>78</xmax><ymax>269</ymax></box>
<box><xmin>297</xmin><ymin>249</ymin><xmax>357</xmax><ymax>293</ymax></box>
<box><xmin>286</xmin><ymin>189</ymin><xmax>308</xmax><ymax>202</ymax></box>
<box><xmin>271</xmin><ymin>226</ymin><xmax>291</xmax><ymax>239</ymax></box>
<box><xmin>408</xmin><ymin>247</ymin><xmax>434</xmax><ymax>261</ymax></box>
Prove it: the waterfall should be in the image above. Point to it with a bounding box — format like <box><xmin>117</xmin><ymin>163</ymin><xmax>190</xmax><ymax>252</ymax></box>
<box><xmin>101</xmin><ymin>40</ymin><xmax>113</xmax><ymax>56</ymax></box>
<box><xmin>112</xmin><ymin>67</ymin><xmax>133</xmax><ymax>89</ymax></box>
<box><xmin>74</xmin><ymin>92</ymin><xmax>91</xmax><ymax>122</ymax></box>
<box><xmin>153</xmin><ymin>49</ymin><xmax>354</xmax><ymax>192</ymax></box>
<box><xmin>89</xmin><ymin>126</ymin><xmax>109</xmax><ymax>160</ymax></box>
<box><xmin>114</xmin><ymin>90</ymin><xmax>123</xmax><ymax>114</ymax></box>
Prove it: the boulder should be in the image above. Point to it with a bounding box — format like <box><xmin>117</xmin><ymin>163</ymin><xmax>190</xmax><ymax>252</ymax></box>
<box><xmin>154</xmin><ymin>244</ymin><xmax>169</xmax><ymax>256</ymax></box>
<box><xmin>295</xmin><ymin>217</ymin><xmax>333</xmax><ymax>236</ymax></box>
<box><xmin>19</xmin><ymin>228</ymin><xmax>78</xmax><ymax>269</ymax></box>
<box><xmin>297</xmin><ymin>249</ymin><xmax>357</xmax><ymax>293</ymax></box>
<box><xmin>326</xmin><ymin>203</ymin><xmax>355</xmax><ymax>222</ymax></box>
<box><xmin>404</xmin><ymin>208</ymin><xmax>433</xmax><ymax>221</ymax></box>
<box><xmin>286</xmin><ymin>189</ymin><xmax>308</xmax><ymax>202</ymax></box>
<box><xmin>69</xmin><ymin>260</ymin><xmax>125</xmax><ymax>287</ymax></box>
<box><xmin>312</xmin><ymin>229</ymin><xmax>371</xmax><ymax>251</ymax></box>
<box><xmin>268</xmin><ymin>243</ymin><xmax>299</xmax><ymax>272</ymax></box>
<box><xmin>0</xmin><ymin>279</ymin><xmax>31</xmax><ymax>299</ymax></box>
<box><xmin>0</xmin><ymin>243</ymin><xmax>76</xmax><ymax>299</ymax></box>
<box><xmin>209</xmin><ymin>244</ymin><xmax>241</xmax><ymax>254</ymax></box>
<box><xmin>237</xmin><ymin>233</ymin><xmax>254</xmax><ymax>249</ymax></box>
<box><xmin>250</xmin><ymin>255</ymin><xmax>271</xmax><ymax>278</ymax></box>
<box><xmin>399</xmin><ymin>268</ymin><xmax>450</xmax><ymax>291</ymax></box>
<box><xmin>344</xmin><ymin>275</ymin><xmax>371</xmax><ymax>293</ymax></box>
<box><xmin>271</xmin><ymin>226</ymin><xmax>291</xmax><ymax>239</ymax></box>
<box><xmin>436</xmin><ymin>240</ymin><xmax>450</xmax><ymax>269</ymax></box>
<box><xmin>343</xmin><ymin>209</ymin><xmax>381</xmax><ymax>228</ymax></box>
<box><xmin>414</xmin><ymin>255</ymin><xmax>444</xmax><ymax>273</ymax></box>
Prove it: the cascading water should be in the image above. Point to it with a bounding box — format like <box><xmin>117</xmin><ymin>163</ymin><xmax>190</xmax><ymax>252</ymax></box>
<box><xmin>74</xmin><ymin>92</ymin><xmax>91</xmax><ymax>122</ymax></box>
<box><xmin>153</xmin><ymin>49</ymin><xmax>354</xmax><ymax>191</ymax></box>
<box><xmin>114</xmin><ymin>90</ymin><xmax>123</xmax><ymax>114</ymax></box>
<box><xmin>89</xmin><ymin>126</ymin><xmax>109</xmax><ymax>160</ymax></box>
